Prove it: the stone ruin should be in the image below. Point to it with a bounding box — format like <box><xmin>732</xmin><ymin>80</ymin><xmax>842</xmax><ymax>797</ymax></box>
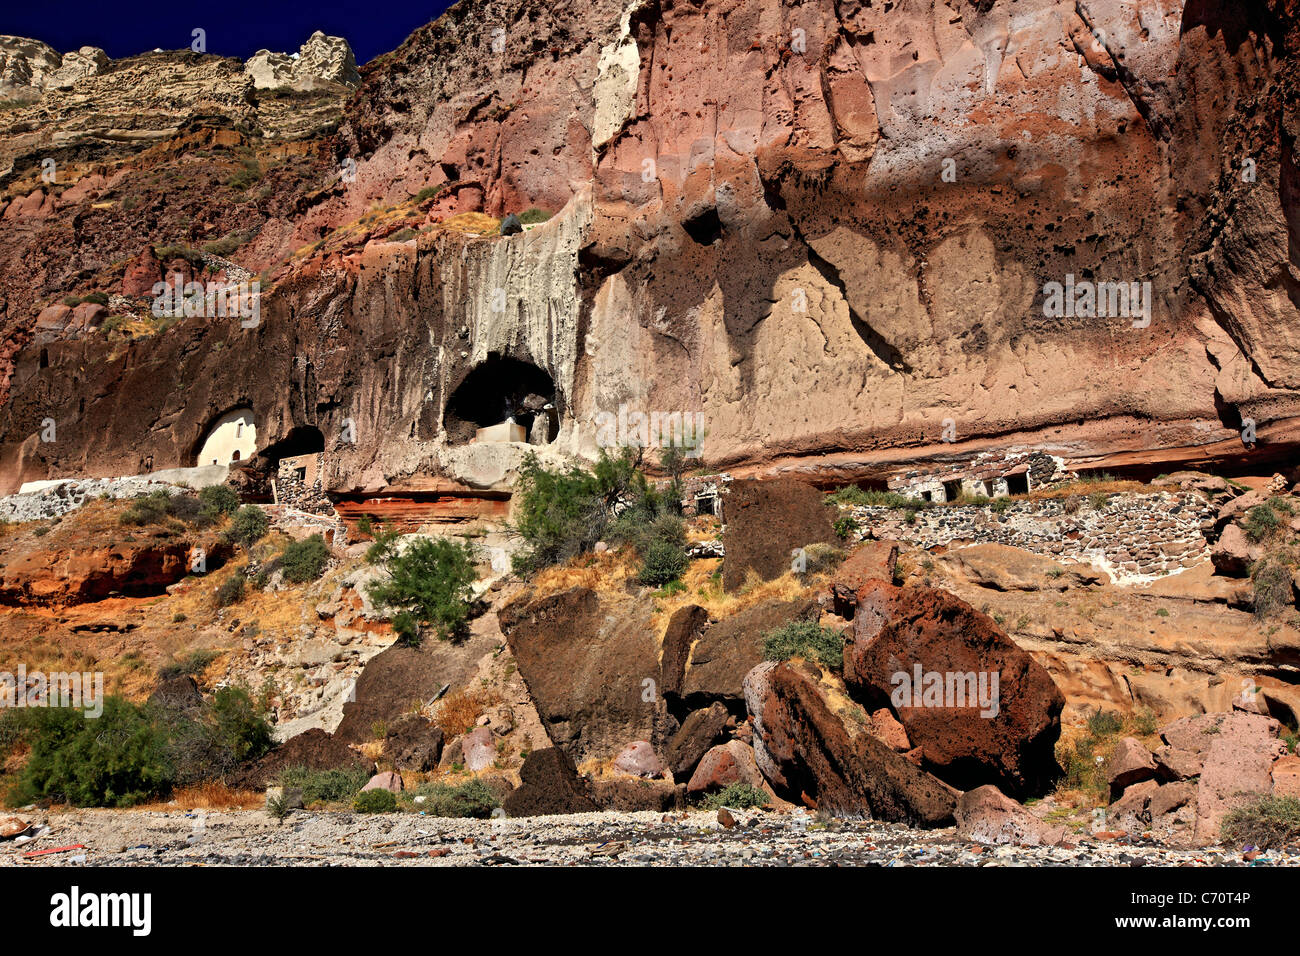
<box><xmin>887</xmin><ymin>452</ymin><xmax>1067</xmax><ymax>504</ymax></box>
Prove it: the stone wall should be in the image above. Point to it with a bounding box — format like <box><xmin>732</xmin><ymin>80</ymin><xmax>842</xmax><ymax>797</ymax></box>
<box><xmin>274</xmin><ymin>453</ymin><xmax>333</xmax><ymax>515</ymax></box>
<box><xmin>848</xmin><ymin>492</ymin><xmax>1214</xmax><ymax>583</ymax></box>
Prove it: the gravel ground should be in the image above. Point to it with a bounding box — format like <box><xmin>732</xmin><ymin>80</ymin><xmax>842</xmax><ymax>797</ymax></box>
<box><xmin>3</xmin><ymin>808</ymin><xmax>1296</xmax><ymax>866</ymax></box>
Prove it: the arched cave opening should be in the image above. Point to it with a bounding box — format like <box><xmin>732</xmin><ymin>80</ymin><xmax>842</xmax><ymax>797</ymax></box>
<box><xmin>259</xmin><ymin>425</ymin><xmax>326</xmax><ymax>463</ymax></box>
<box><xmin>444</xmin><ymin>355</ymin><xmax>559</xmax><ymax>445</ymax></box>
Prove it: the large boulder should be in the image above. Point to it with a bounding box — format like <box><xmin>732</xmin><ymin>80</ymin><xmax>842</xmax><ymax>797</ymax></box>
<box><xmin>721</xmin><ymin>479</ymin><xmax>837</xmax><ymax>591</ymax></box>
<box><xmin>502</xmin><ymin>748</ymin><xmax>598</xmax><ymax>817</ymax></box>
<box><xmin>661</xmin><ymin>702</ymin><xmax>730</xmax><ymax>777</ymax></box>
<box><xmin>1158</xmin><ymin>713</ymin><xmax>1289</xmax><ymax>844</ymax></box>
<box><xmin>686</xmin><ymin>740</ymin><xmax>767</xmax><ymax>794</ymax></box>
<box><xmin>677</xmin><ymin>596</ymin><xmax>818</xmax><ymax>704</ymax></box>
<box><xmin>744</xmin><ymin>660</ymin><xmax>957</xmax><ymax>825</ymax></box>
<box><xmin>956</xmin><ymin>785</ymin><xmax>1066</xmax><ymax>846</ymax></box>
<box><xmin>660</xmin><ymin>603</ymin><xmax>708</xmax><ymax>696</ymax></box>
<box><xmin>1106</xmin><ymin>736</ymin><xmax>1159</xmax><ymax>798</ymax></box>
<box><xmin>499</xmin><ymin>587</ymin><xmax>661</xmax><ymax>763</ymax></box>
<box><xmin>233</xmin><ymin>728</ymin><xmax>372</xmax><ymax>790</ymax></box>
<box><xmin>1210</xmin><ymin>523</ymin><xmax>1257</xmax><ymax>577</ymax></box>
<box><xmin>830</xmin><ymin>540</ymin><xmax>899</xmax><ymax>616</ymax></box>
<box><xmin>842</xmin><ymin>581</ymin><xmax>1064</xmax><ymax>798</ymax></box>
<box><xmin>383</xmin><ymin>714</ymin><xmax>444</xmax><ymax>772</ymax></box>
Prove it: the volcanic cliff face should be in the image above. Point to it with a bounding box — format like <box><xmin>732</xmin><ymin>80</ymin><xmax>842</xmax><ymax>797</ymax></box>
<box><xmin>0</xmin><ymin>0</ymin><xmax>1297</xmax><ymax>497</ymax></box>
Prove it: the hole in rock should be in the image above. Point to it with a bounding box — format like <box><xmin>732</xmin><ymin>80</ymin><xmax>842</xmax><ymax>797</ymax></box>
<box><xmin>445</xmin><ymin>355</ymin><xmax>558</xmax><ymax>445</ymax></box>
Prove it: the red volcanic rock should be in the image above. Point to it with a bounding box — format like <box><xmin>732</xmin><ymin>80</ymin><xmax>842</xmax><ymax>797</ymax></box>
<box><xmin>0</xmin><ymin>533</ymin><xmax>231</xmax><ymax>607</ymax></box>
<box><xmin>121</xmin><ymin>246</ymin><xmax>162</xmax><ymax>298</ymax></box>
<box><xmin>661</xmin><ymin>701</ymin><xmax>729</xmax><ymax>777</ymax></box>
<box><xmin>843</xmin><ymin>582</ymin><xmax>1064</xmax><ymax>798</ymax></box>
<box><xmin>33</xmin><ymin>304</ymin><xmax>73</xmax><ymax>336</ymax></box>
<box><xmin>2</xmin><ymin>189</ymin><xmax>54</xmax><ymax>220</ymax></box>
<box><xmin>660</xmin><ymin>603</ymin><xmax>708</xmax><ymax>697</ymax></box>
<box><xmin>69</xmin><ymin>302</ymin><xmax>107</xmax><ymax>332</ymax></box>
<box><xmin>686</xmin><ymin>740</ymin><xmax>766</xmax><ymax>794</ymax></box>
<box><xmin>830</xmin><ymin>540</ymin><xmax>899</xmax><ymax>617</ymax></box>
<box><xmin>745</xmin><ymin>659</ymin><xmax>956</xmax><ymax>825</ymax></box>
<box><xmin>721</xmin><ymin>479</ymin><xmax>837</xmax><ymax>592</ymax></box>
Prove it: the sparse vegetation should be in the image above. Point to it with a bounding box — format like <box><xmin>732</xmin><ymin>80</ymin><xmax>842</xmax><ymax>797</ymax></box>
<box><xmin>762</xmin><ymin>619</ymin><xmax>845</xmax><ymax>669</ymax></box>
<box><xmin>353</xmin><ymin>788</ymin><xmax>397</xmax><ymax>813</ymax></box>
<box><xmin>215</xmin><ymin>575</ymin><xmax>245</xmax><ymax>607</ymax></box>
<box><xmin>401</xmin><ymin>779</ymin><xmax>499</xmax><ymax>817</ymax></box>
<box><xmin>1220</xmin><ymin>796</ymin><xmax>1300</xmax><ymax>849</ymax></box>
<box><xmin>279</xmin><ymin>534</ymin><xmax>330</xmax><ymax>584</ymax></box>
<box><xmin>226</xmin><ymin>505</ymin><xmax>269</xmax><ymax>547</ymax></box>
<box><xmin>277</xmin><ymin>765</ymin><xmax>371</xmax><ymax>805</ymax></box>
<box><xmin>517</xmin><ymin>208</ymin><xmax>552</xmax><ymax>224</ymax></box>
<box><xmin>699</xmin><ymin>782</ymin><xmax>768</xmax><ymax>810</ymax></box>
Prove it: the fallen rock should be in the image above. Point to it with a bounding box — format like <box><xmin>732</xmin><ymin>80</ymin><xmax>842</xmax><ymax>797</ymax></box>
<box><xmin>361</xmin><ymin>771</ymin><xmax>403</xmax><ymax>793</ymax></box>
<box><xmin>589</xmin><ymin>777</ymin><xmax>683</xmax><ymax>811</ymax></box>
<box><xmin>1154</xmin><ymin>745</ymin><xmax>1205</xmax><ymax>781</ymax></box>
<box><xmin>502</xmin><ymin>748</ymin><xmax>598</xmax><ymax>817</ymax></box>
<box><xmin>686</xmin><ymin>740</ymin><xmax>767</xmax><ymax>794</ymax></box>
<box><xmin>233</xmin><ymin>728</ymin><xmax>372</xmax><ymax>790</ymax></box>
<box><xmin>1150</xmin><ymin>780</ymin><xmax>1197</xmax><ymax>819</ymax></box>
<box><xmin>383</xmin><ymin>714</ymin><xmax>444</xmax><ymax>772</ymax></box>
<box><xmin>721</xmin><ymin>479</ymin><xmax>837</xmax><ymax>591</ymax></box>
<box><xmin>462</xmin><ymin>726</ymin><xmax>496</xmax><ymax>772</ymax></box>
<box><xmin>1210</xmin><ymin>524</ymin><xmax>1256</xmax><ymax>577</ymax></box>
<box><xmin>613</xmin><ymin>740</ymin><xmax>664</xmax><ymax>778</ymax></box>
<box><xmin>660</xmin><ymin>603</ymin><xmax>708</xmax><ymax>696</ymax></box>
<box><xmin>679</xmin><ymin>596</ymin><xmax>818</xmax><ymax>703</ymax></box>
<box><xmin>1108</xmin><ymin>779</ymin><xmax>1161</xmax><ymax>832</ymax></box>
<box><xmin>661</xmin><ymin>702</ymin><xmax>730</xmax><ymax>776</ymax></box>
<box><xmin>843</xmin><ymin>581</ymin><xmax>1064</xmax><ymax>798</ymax></box>
<box><xmin>830</xmin><ymin>540</ymin><xmax>899</xmax><ymax>616</ymax></box>
<box><xmin>499</xmin><ymin>587</ymin><xmax>661</xmax><ymax>762</ymax></box>
<box><xmin>745</xmin><ymin>659</ymin><xmax>957</xmax><ymax>825</ymax></box>
<box><xmin>1107</xmin><ymin>737</ymin><xmax>1159</xmax><ymax>798</ymax></box>
<box><xmin>956</xmin><ymin>786</ymin><xmax>1065</xmax><ymax>847</ymax></box>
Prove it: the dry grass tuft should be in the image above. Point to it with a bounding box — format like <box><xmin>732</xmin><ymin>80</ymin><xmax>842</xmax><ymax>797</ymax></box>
<box><xmin>149</xmin><ymin>782</ymin><xmax>263</xmax><ymax>810</ymax></box>
<box><xmin>428</xmin><ymin>686</ymin><xmax>497</xmax><ymax>738</ymax></box>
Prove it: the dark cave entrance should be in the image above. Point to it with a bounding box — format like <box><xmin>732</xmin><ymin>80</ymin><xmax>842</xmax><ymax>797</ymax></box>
<box><xmin>445</xmin><ymin>355</ymin><xmax>559</xmax><ymax>445</ymax></box>
<box><xmin>260</xmin><ymin>425</ymin><xmax>326</xmax><ymax>462</ymax></box>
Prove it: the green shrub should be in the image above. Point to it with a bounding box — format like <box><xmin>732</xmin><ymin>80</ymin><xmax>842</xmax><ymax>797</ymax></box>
<box><xmin>215</xmin><ymin>575</ymin><xmax>245</xmax><ymax>607</ymax></box>
<box><xmin>8</xmin><ymin>698</ymin><xmax>172</xmax><ymax>807</ymax></box>
<box><xmin>413</xmin><ymin>184</ymin><xmax>445</xmax><ymax>203</ymax></box>
<box><xmin>367</xmin><ymin>536</ymin><xmax>478</xmax><ymax>643</ymax></box>
<box><xmin>826</xmin><ymin>486</ymin><xmax>922</xmax><ymax>509</ymax></box>
<box><xmin>699</xmin><ymin>783</ymin><xmax>769</xmax><ymax>810</ymax></box>
<box><xmin>280</xmin><ymin>534</ymin><xmax>330</xmax><ymax>583</ymax></box>
<box><xmin>120</xmin><ymin>489</ymin><xmax>177</xmax><ymax>526</ymax></box>
<box><xmin>517</xmin><ymin>208</ymin><xmax>552</xmax><ymax>224</ymax></box>
<box><xmin>82</xmin><ymin>291</ymin><xmax>110</xmax><ymax>306</ymax></box>
<box><xmin>1220</xmin><ymin>796</ymin><xmax>1300</xmax><ymax>849</ymax></box>
<box><xmin>158</xmin><ymin>649</ymin><xmax>219</xmax><ymax>681</ymax></box>
<box><xmin>405</xmin><ymin>780</ymin><xmax>499</xmax><ymax>818</ymax></box>
<box><xmin>1089</xmin><ymin>492</ymin><xmax>1109</xmax><ymax>511</ymax></box>
<box><xmin>509</xmin><ymin>454</ymin><xmax>606</xmax><ymax>574</ymax></box>
<box><xmin>278</xmin><ymin>765</ymin><xmax>371</xmax><ymax>804</ymax></box>
<box><xmin>198</xmin><ymin>484</ymin><xmax>239</xmax><ymax>517</ymax></box>
<box><xmin>388</xmin><ymin>227</ymin><xmax>418</xmax><ymax>242</ymax></box>
<box><xmin>226</xmin><ymin>505</ymin><xmax>269</xmax><ymax>547</ymax></box>
<box><xmin>833</xmin><ymin>515</ymin><xmax>858</xmax><ymax>539</ymax></box>
<box><xmin>353</xmin><ymin>788</ymin><xmax>397</xmax><ymax>813</ymax></box>
<box><xmin>990</xmin><ymin>496</ymin><xmax>1013</xmax><ymax>513</ymax></box>
<box><xmin>164</xmin><ymin>686</ymin><xmax>273</xmax><ymax>786</ymax></box>
<box><xmin>762</xmin><ymin>619</ymin><xmax>845</xmax><ymax>670</ymax></box>
<box><xmin>1085</xmin><ymin>708</ymin><xmax>1125</xmax><ymax>738</ymax></box>
<box><xmin>638</xmin><ymin>537</ymin><xmax>687</xmax><ymax>586</ymax></box>
<box><xmin>1244</xmin><ymin>505</ymin><xmax>1282</xmax><ymax>543</ymax></box>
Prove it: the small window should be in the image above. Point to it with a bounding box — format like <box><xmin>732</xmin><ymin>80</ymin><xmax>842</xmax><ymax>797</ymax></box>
<box><xmin>294</xmin><ymin>467</ymin><xmax>306</xmax><ymax>482</ymax></box>
<box><xmin>1006</xmin><ymin>472</ymin><xmax>1029</xmax><ymax>496</ymax></box>
<box><xmin>236</xmin><ymin>423</ymin><xmax>243</xmax><ymax>437</ymax></box>
<box><xmin>231</xmin><ymin>450</ymin><xmax>241</xmax><ymax>462</ymax></box>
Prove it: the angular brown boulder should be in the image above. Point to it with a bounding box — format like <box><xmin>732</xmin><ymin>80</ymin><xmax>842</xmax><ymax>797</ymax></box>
<box><xmin>498</xmin><ymin>586</ymin><xmax>661</xmax><ymax>763</ymax></box>
<box><xmin>1210</xmin><ymin>524</ymin><xmax>1256</xmax><ymax>577</ymax></box>
<box><xmin>686</xmin><ymin>740</ymin><xmax>767</xmax><ymax>794</ymax></box>
<box><xmin>956</xmin><ymin>785</ymin><xmax>1065</xmax><ymax>847</ymax></box>
<box><xmin>1154</xmin><ymin>745</ymin><xmax>1205</xmax><ymax>781</ymax></box>
<box><xmin>233</xmin><ymin>728</ymin><xmax>372</xmax><ymax>790</ymax></box>
<box><xmin>721</xmin><ymin>479</ymin><xmax>837</xmax><ymax>592</ymax></box>
<box><xmin>744</xmin><ymin>660</ymin><xmax>957</xmax><ymax>826</ymax></box>
<box><xmin>589</xmin><ymin>777</ymin><xmax>684</xmax><ymax>812</ymax></box>
<box><xmin>660</xmin><ymin>603</ymin><xmax>708</xmax><ymax>696</ymax></box>
<box><xmin>383</xmin><ymin>714</ymin><xmax>444</xmax><ymax>772</ymax></box>
<box><xmin>502</xmin><ymin>748</ymin><xmax>598</xmax><ymax>818</ymax></box>
<box><xmin>830</xmin><ymin>540</ymin><xmax>899</xmax><ymax>617</ymax></box>
<box><xmin>661</xmin><ymin>702</ymin><xmax>730</xmax><ymax>777</ymax></box>
<box><xmin>1107</xmin><ymin>779</ymin><xmax>1162</xmax><ymax>833</ymax></box>
<box><xmin>843</xmin><ymin>581</ymin><xmax>1064</xmax><ymax>798</ymax></box>
<box><xmin>1106</xmin><ymin>737</ymin><xmax>1159</xmax><ymax>799</ymax></box>
<box><xmin>679</xmin><ymin>596</ymin><xmax>818</xmax><ymax>704</ymax></box>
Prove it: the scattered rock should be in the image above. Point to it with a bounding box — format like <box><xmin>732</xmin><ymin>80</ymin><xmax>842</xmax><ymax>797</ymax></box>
<box><xmin>361</xmin><ymin>771</ymin><xmax>403</xmax><ymax>793</ymax></box>
<box><xmin>662</xmin><ymin>702</ymin><xmax>730</xmax><ymax>777</ymax></box>
<box><xmin>1107</xmin><ymin>737</ymin><xmax>1159</xmax><ymax>798</ymax></box>
<box><xmin>687</xmin><ymin>740</ymin><xmax>767</xmax><ymax>793</ymax></box>
<box><xmin>830</xmin><ymin>540</ymin><xmax>899</xmax><ymax>616</ymax></box>
<box><xmin>502</xmin><ymin>748</ymin><xmax>598</xmax><ymax>817</ymax></box>
<box><xmin>956</xmin><ymin>786</ymin><xmax>1065</xmax><ymax>847</ymax></box>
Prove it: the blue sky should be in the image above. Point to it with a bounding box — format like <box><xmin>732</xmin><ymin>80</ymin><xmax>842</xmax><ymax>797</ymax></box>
<box><xmin>0</xmin><ymin>0</ymin><xmax>457</xmax><ymax>65</ymax></box>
